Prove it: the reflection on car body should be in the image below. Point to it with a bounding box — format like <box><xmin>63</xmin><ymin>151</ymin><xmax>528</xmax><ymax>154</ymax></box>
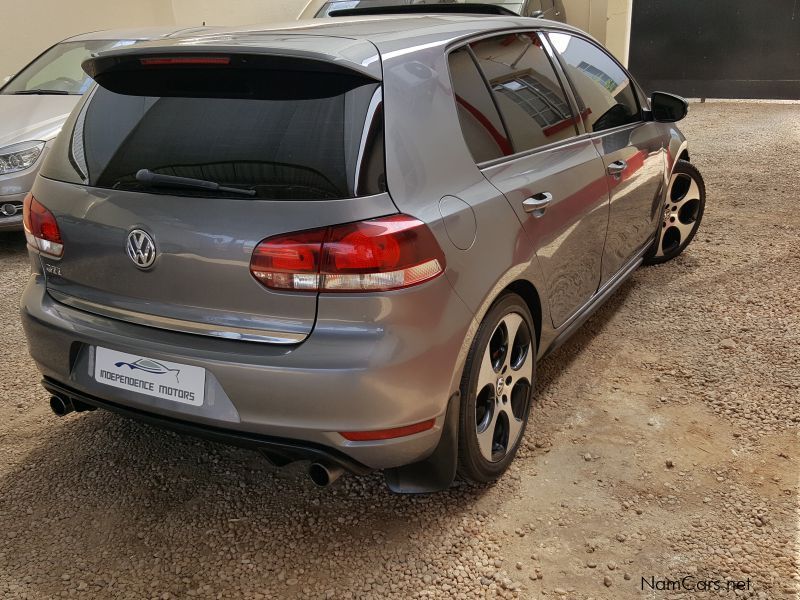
<box><xmin>21</xmin><ymin>11</ymin><xmax>704</xmax><ymax>493</ymax></box>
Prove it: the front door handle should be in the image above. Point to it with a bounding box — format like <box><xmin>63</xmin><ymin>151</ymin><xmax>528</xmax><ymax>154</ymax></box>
<box><xmin>607</xmin><ymin>159</ymin><xmax>627</xmax><ymax>175</ymax></box>
<box><xmin>522</xmin><ymin>192</ymin><xmax>553</xmax><ymax>216</ymax></box>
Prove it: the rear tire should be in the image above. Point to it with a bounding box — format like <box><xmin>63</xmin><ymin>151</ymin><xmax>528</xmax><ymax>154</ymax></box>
<box><xmin>457</xmin><ymin>293</ymin><xmax>536</xmax><ymax>484</ymax></box>
<box><xmin>644</xmin><ymin>159</ymin><xmax>706</xmax><ymax>265</ymax></box>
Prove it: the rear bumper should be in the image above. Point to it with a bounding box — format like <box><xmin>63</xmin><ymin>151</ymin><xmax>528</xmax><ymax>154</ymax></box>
<box><xmin>42</xmin><ymin>378</ymin><xmax>372</xmax><ymax>474</ymax></box>
<box><xmin>21</xmin><ymin>273</ymin><xmax>474</xmax><ymax>470</ymax></box>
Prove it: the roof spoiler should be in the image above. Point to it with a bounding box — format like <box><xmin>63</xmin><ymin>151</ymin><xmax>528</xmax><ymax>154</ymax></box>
<box><xmin>82</xmin><ymin>48</ymin><xmax>380</xmax><ymax>99</ymax></box>
<box><xmin>328</xmin><ymin>4</ymin><xmax>519</xmax><ymax>17</ymax></box>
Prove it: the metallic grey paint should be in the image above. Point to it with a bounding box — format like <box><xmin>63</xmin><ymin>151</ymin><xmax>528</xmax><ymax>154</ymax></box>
<box><xmin>22</xmin><ymin>14</ymin><xmax>689</xmax><ymax>476</ymax></box>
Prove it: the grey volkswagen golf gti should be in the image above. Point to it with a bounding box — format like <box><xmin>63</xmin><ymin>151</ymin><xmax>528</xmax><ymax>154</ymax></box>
<box><xmin>21</xmin><ymin>9</ymin><xmax>705</xmax><ymax>493</ymax></box>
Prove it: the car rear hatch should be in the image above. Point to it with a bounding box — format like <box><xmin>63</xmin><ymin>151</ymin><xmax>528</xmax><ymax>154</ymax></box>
<box><xmin>37</xmin><ymin>34</ymin><xmax>392</xmax><ymax>344</ymax></box>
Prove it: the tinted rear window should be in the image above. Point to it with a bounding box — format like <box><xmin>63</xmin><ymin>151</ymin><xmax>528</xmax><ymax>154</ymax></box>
<box><xmin>66</xmin><ymin>77</ymin><xmax>385</xmax><ymax>200</ymax></box>
<box><xmin>448</xmin><ymin>47</ymin><xmax>512</xmax><ymax>163</ymax></box>
<box><xmin>470</xmin><ymin>32</ymin><xmax>578</xmax><ymax>155</ymax></box>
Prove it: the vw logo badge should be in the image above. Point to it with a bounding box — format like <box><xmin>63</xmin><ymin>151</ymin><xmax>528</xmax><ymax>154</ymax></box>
<box><xmin>126</xmin><ymin>229</ymin><xmax>157</xmax><ymax>269</ymax></box>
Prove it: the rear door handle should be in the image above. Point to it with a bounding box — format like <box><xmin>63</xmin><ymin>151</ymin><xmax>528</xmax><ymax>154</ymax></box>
<box><xmin>607</xmin><ymin>159</ymin><xmax>627</xmax><ymax>175</ymax></box>
<box><xmin>522</xmin><ymin>192</ymin><xmax>552</xmax><ymax>215</ymax></box>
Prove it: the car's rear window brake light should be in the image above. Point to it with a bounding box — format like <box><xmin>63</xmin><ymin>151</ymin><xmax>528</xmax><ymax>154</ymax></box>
<box><xmin>139</xmin><ymin>56</ymin><xmax>231</xmax><ymax>66</ymax></box>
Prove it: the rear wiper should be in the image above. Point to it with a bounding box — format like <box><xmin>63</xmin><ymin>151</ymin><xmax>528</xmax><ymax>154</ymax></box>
<box><xmin>13</xmin><ymin>89</ymin><xmax>71</xmax><ymax>95</ymax></box>
<box><xmin>135</xmin><ymin>169</ymin><xmax>256</xmax><ymax>197</ymax></box>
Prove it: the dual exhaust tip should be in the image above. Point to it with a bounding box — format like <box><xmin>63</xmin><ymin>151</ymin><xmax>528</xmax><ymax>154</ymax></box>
<box><xmin>49</xmin><ymin>394</ymin><xmax>94</xmax><ymax>416</ymax></box>
<box><xmin>308</xmin><ymin>462</ymin><xmax>344</xmax><ymax>487</ymax></box>
<box><xmin>50</xmin><ymin>394</ymin><xmax>345</xmax><ymax>487</ymax></box>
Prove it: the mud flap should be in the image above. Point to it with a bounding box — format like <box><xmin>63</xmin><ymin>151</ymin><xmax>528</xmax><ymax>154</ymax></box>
<box><xmin>383</xmin><ymin>392</ymin><xmax>459</xmax><ymax>494</ymax></box>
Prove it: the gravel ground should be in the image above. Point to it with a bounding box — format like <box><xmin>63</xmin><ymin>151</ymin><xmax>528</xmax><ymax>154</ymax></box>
<box><xmin>0</xmin><ymin>102</ymin><xmax>798</xmax><ymax>600</ymax></box>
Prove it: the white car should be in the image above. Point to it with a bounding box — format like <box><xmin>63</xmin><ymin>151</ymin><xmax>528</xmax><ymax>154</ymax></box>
<box><xmin>0</xmin><ymin>26</ymin><xmax>212</xmax><ymax>231</ymax></box>
<box><xmin>298</xmin><ymin>0</ymin><xmax>566</xmax><ymax>21</ymax></box>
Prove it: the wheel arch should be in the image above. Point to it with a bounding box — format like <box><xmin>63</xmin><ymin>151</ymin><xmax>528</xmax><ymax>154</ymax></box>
<box><xmin>504</xmin><ymin>279</ymin><xmax>542</xmax><ymax>351</ymax></box>
<box><xmin>667</xmin><ymin>136</ymin><xmax>689</xmax><ymax>177</ymax></box>
<box><xmin>448</xmin><ymin>275</ymin><xmax>546</xmax><ymax>393</ymax></box>
<box><xmin>387</xmin><ymin>279</ymin><xmax>544</xmax><ymax>493</ymax></box>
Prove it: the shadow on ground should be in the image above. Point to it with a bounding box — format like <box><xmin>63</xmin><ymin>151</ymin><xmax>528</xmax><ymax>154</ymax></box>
<box><xmin>0</xmin><ymin>233</ymin><xmax>637</xmax><ymax>597</ymax></box>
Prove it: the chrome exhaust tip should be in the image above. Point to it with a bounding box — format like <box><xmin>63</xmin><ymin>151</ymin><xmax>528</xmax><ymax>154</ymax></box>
<box><xmin>308</xmin><ymin>462</ymin><xmax>344</xmax><ymax>487</ymax></box>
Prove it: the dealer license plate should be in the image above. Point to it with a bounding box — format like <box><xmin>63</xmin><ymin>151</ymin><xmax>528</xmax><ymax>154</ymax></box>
<box><xmin>93</xmin><ymin>347</ymin><xmax>205</xmax><ymax>406</ymax></box>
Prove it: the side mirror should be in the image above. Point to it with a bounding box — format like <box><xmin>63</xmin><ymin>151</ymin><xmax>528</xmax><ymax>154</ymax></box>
<box><xmin>650</xmin><ymin>91</ymin><xmax>688</xmax><ymax>122</ymax></box>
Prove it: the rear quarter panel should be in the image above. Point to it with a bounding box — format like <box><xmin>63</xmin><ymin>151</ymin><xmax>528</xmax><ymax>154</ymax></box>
<box><xmin>377</xmin><ymin>32</ymin><xmax>554</xmax><ymax>388</ymax></box>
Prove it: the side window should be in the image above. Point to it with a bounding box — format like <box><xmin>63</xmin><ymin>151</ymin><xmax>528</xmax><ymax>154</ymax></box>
<box><xmin>548</xmin><ymin>33</ymin><xmax>641</xmax><ymax>133</ymax></box>
<box><xmin>447</xmin><ymin>48</ymin><xmax>512</xmax><ymax>163</ymax></box>
<box><xmin>470</xmin><ymin>31</ymin><xmax>578</xmax><ymax>154</ymax></box>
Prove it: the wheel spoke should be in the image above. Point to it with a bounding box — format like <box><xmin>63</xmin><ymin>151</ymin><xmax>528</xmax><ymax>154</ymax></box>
<box><xmin>685</xmin><ymin>178</ymin><xmax>701</xmax><ymax>202</ymax></box>
<box><xmin>478</xmin><ymin>345</ymin><xmax>498</xmax><ymax>390</ymax></box>
<box><xmin>501</xmin><ymin>313</ymin><xmax>523</xmax><ymax>371</ymax></box>
<box><xmin>673</xmin><ymin>218</ymin><xmax>695</xmax><ymax>243</ymax></box>
<box><xmin>501</xmin><ymin>403</ymin><xmax>523</xmax><ymax>448</ymax></box>
<box><xmin>669</xmin><ymin>173</ymin><xmax>690</xmax><ymax>202</ymax></box>
<box><xmin>673</xmin><ymin>178</ymin><xmax>700</xmax><ymax>211</ymax></box>
<box><xmin>514</xmin><ymin>338</ymin><xmax>534</xmax><ymax>379</ymax></box>
<box><xmin>477</xmin><ymin>407</ymin><xmax>499</xmax><ymax>460</ymax></box>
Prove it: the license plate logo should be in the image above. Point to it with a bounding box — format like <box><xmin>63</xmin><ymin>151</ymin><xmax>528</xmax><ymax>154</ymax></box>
<box><xmin>94</xmin><ymin>347</ymin><xmax>205</xmax><ymax>406</ymax></box>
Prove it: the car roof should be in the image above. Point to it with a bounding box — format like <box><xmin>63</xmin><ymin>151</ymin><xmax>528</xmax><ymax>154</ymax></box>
<box><xmin>84</xmin><ymin>15</ymin><xmax>588</xmax><ymax>82</ymax></box>
<box><xmin>194</xmin><ymin>14</ymin><xmax>583</xmax><ymax>46</ymax></box>
<box><xmin>92</xmin><ymin>14</ymin><xmax>585</xmax><ymax>51</ymax></box>
<box><xmin>63</xmin><ymin>25</ymin><xmax>218</xmax><ymax>43</ymax></box>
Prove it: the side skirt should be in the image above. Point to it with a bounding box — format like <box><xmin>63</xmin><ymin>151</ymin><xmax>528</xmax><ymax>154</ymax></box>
<box><xmin>541</xmin><ymin>240</ymin><xmax>651</xmax><ymax>360</ymax></box>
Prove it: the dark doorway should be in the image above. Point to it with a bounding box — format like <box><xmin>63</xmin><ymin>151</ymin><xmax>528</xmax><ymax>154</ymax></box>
<box><xmin>629</xmin><ymin>0</ymin><xmax>800</xmax><ymax>99</ymax></box>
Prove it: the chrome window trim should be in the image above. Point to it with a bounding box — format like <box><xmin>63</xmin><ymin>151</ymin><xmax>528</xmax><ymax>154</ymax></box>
<box><xmin>477</xmin><ymin>121</ymin><xmax>643</xmax><ymax>170</ymax></box>
<box><xmin>48</xmin><ymin>290</ymin><xmax>307</xmax><ymax>345</ymax></box>
<box><xmin>353</xmin><ymin>86</ymin><xmax>383</xmax><ymax>197</ymax></box>
<box><xmin>69</xmin><ymin>85</ymin><xmax>97</xmax><ymax>183</ymax></box>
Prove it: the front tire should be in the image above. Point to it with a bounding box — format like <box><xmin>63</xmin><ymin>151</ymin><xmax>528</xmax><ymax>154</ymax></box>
<box><xmin>644</xmin><ymin>159</ymin><xmax>706</xmax><ymax>265</ymax></box>
<box><xmin>457</xmin><ymin>293</ymin><xmax>536</xmax><ymax>484</ymax></box>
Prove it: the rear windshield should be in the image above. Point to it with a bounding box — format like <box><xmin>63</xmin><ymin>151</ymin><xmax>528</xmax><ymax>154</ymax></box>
<box><xmin>64</xmin><ymin>76</ymin><xmax>385</xmax><ymax>200</ymax></box>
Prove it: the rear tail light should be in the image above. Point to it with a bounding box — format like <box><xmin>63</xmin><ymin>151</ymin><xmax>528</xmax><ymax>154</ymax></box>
<box><xmin>250</xmin><ymin>214</ymin><xmax>445</xmax><ymax>292</ymax></box>
<box><xmin>23</xmin><ymin>193</ymin><xmax>63</xmax><ymax>257</ymax></box>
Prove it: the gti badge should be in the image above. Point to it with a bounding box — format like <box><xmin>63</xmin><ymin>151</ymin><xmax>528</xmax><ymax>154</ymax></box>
<box><xmin>126</xmin><ymin>229</ymin><xmax>156</xmax><ymax>269</ymax></box>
